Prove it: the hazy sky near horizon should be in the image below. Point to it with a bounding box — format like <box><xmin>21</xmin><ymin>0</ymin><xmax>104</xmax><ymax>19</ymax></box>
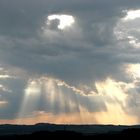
<box><xmin>0</xmin><ymin>0</ymin><xmax>140</xmax><ymax>125</ymax></box>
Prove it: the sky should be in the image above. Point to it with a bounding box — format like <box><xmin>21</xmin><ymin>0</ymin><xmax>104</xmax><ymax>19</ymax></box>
<box><xmin>0</xmin><ymin>0</ymin><xmax>140</xmax><ymax>125</ymax></box>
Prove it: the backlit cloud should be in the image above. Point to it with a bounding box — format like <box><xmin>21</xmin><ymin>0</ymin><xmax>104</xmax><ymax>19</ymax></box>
<box><xmin>47</xmin><ymin>14</ymin><xmax>75</xmax><ymax>30</ymax></box>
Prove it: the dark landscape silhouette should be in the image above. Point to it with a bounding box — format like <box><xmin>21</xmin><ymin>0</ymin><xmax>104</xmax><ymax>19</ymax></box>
<box><xmin>0</xmin><ymin>123</ymin><xmax>140</xmax><ymax>139</ymax></box>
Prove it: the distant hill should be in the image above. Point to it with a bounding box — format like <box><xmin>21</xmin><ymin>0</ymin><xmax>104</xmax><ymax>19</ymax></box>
<box><xmin>0</xmin><ymin>123</ymin><xmax>140</xmax><ymax>138</ymax></box>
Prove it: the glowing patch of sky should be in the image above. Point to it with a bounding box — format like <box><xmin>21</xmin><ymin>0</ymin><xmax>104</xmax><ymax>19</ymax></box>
<box><xmin>124</xmin><ymin>10</ymin><xmax>140</xmax><ymax>20</ymax></box>
<box><xmin>47</xmin><ymin>14</ymin><xmax>75</xmax><ymax>30</ymax></box>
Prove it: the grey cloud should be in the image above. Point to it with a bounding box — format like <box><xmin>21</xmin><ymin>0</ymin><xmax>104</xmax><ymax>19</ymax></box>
<box><xmin>0</xmin><ymin>68</ymin><xmax>27</xmax><ymax>119</ymax></box>
<box><xmin>125</xmin><ymin>92</ymin><xmax>140</xmax><ymax>121</ymax></box>
<box><xmin>0</xmin><ymin>0</ymin><xmax>140</xmax><ymax>121</ymax></box>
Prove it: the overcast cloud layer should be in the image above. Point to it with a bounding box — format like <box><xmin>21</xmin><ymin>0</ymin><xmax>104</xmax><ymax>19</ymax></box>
<box><xmin>0</xmin><ymin>0</ymin><xmax>140</xmax><ymax>124</ymax></box>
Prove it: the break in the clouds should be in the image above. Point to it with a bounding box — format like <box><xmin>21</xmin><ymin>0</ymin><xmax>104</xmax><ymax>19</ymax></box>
<box><xmin>0</xmin><ymin>0</ymin><xmax>140</xmax><ymax>125</ymax></box>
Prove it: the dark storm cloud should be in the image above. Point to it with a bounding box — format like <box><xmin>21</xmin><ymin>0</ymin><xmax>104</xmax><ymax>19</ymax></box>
<box><xmin>0</xmin><ymin>0</ymin><xmax>140</xmax><ymax>120</ymax></box>
<box><xmin>0</xmin><ymin>0</ymin><xmax>139</xmax><ymax>82</ymax></box>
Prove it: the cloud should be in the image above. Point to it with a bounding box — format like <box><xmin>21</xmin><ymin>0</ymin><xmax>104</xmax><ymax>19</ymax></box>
<box><xmin>0</xmin><ymin>101</ymin><xmax>8</xmax><ymax>107</ymax></box>
<box><xmin>0</xmin><ymin>0</ymin><xmax>140</xmax><ymax>124</ymax></box>
<box><xmin>0</xmin><ymin>75</ymin><xmax>13</xmax><ymax>79</ymax></box>
<box><xmin>18</xmin><ymin>76</ymin><xmax>106</xmax><ymax>119</ymax></box>
<box><xmin>0</xmin><ymin>84</ymin><xmax>11</xmax><ymax>92</ymax></box>
<box><xmin>0</xmin><ymin>0</ymin><xmax>139</xmax><ymax>84</ymax></box>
